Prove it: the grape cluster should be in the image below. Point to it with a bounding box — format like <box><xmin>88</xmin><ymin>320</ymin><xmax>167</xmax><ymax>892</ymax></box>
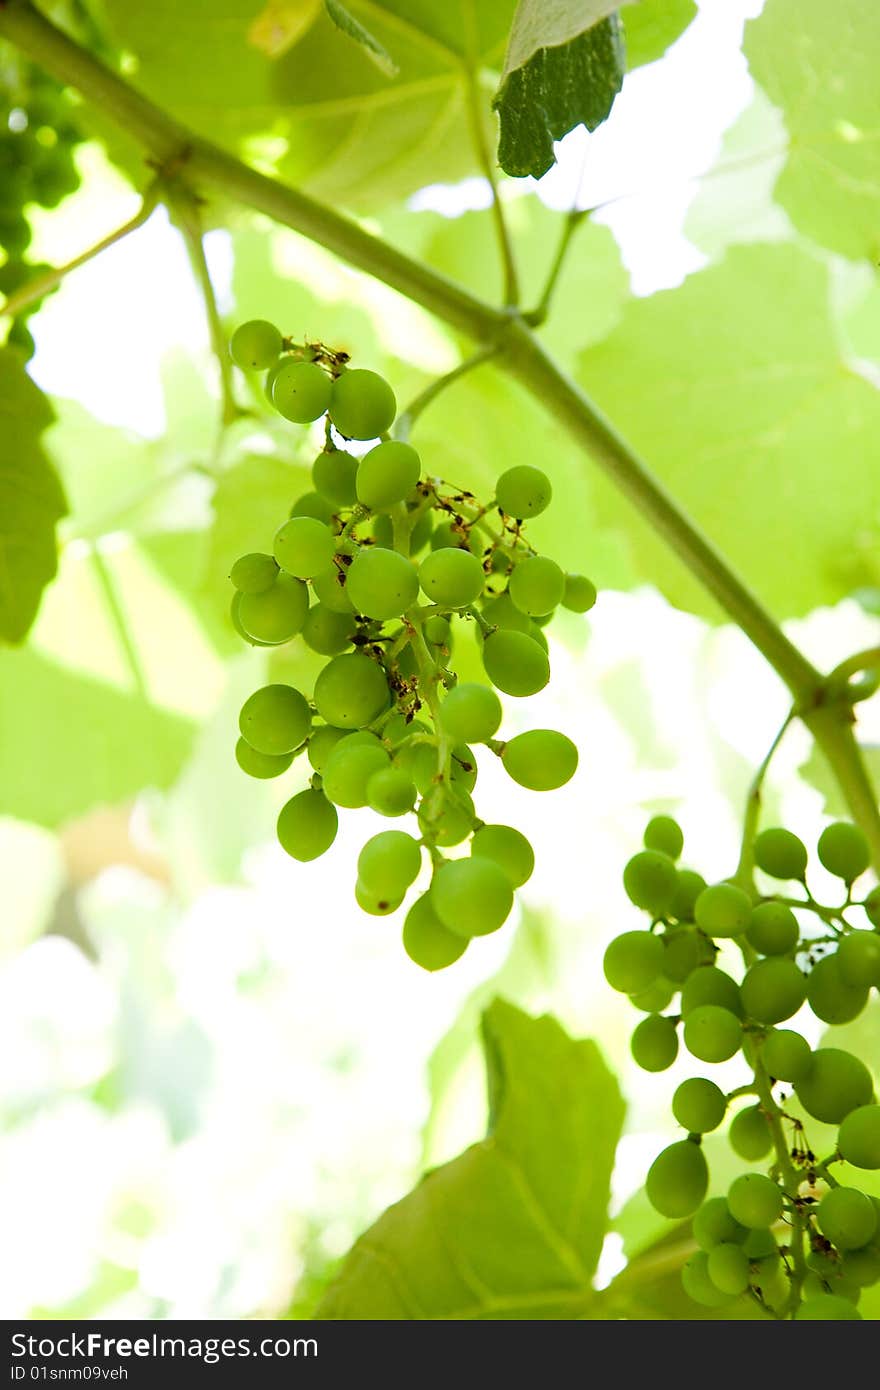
<box><xmin>228</xmin><ymin>320</ymin><xmax>593</xmax><ymax>969</ymax></box>
<box><xmin>606</xmin><ymin>815</ymin><xmax>880</xmax><ymax>1319</ymax></box>
<box><xmin>0</xmin><ymin>57</ymin><xmax>83</xmax><ymax>357</ymax></box>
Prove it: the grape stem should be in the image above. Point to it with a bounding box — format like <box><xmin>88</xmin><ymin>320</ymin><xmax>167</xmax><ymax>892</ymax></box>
<box><xmin>524</xmin><ymin>207</ymin><xmax>590</xmax><ymax>328</ymax></box>
<box><xmin>734</xmin><ymin>708</ymin><xmax>796</xmax><ymax>890</ymax></box>
<box><xmin>2</xmin><ymin>0</ymin><xmax>880</xmax><ymax>866</ymax></box>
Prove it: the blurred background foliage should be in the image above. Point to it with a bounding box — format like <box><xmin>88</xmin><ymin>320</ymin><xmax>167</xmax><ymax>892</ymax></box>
<box><xmin>0</xmin><ymin>0</ymin><xmax>878</xmax><ymax>1317</ymax></box>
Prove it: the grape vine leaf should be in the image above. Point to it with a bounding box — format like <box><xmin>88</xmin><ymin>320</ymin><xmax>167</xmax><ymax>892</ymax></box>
<box><xmin>314</xmin><ymin>999</ymin><xmax>624</xmax><ymax>1319</ymax></box>
<box><xmin>323</xmin><ymin>0</ymin><xmax>398</xmax><ymax>76</ymax></box>
<box><xmin>576</xmin><ymin>242</ymin><xmax>880</xmax><ymax>621</ymax></box>
<box><xmin>0</xmin><ymin>349</ymin><xmax>67</xmax><ymax>644</ymax></box>
<box><xmin>622</xmin><ymin>0</ymin><xmax>696</xmax><ymax>70</ymax></box>
<box><xmin>493</xmin><ymin>5</ymin><xmax>625</xmax><ymax>179</ymax></box>
<box><xmin>744</xmin><ymin>0</ymin><xmax>880</xmax><ymax>261</ymax></box>
<box><xmin>799</xmin><ymin>743</ymin><xmax>880</xmax><ymax>822</ymax></box>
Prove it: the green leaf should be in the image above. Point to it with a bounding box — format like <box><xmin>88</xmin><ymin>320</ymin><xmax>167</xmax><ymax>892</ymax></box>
<box><xmin>494</xmin><ymin>10</ymin><xmax>624</xmax><ymax>178</ymax></box>
<box><xmin>800</xmin><ymin>742</ymin><xmax>880</xmax><ymax>821</ymax></box>
<box><xmin>744</xmin><ymin>0</ymin><xmax>880</xmax><ymax>261</ymax></box>
<box><xmin>0</xmin><ymin>348</ymin><xmax>66</xmax><ymax>644</ymax></box>
<box><xmin>315</xmin><ymin>999</ymin><xmax>624</xmax><ymax>1319</ymax></box>
<box><xmin>324</xmin><ymin>0</ymin><xmax>398</xmax><ymax>76</ymax></box>
<box><xmin>623</xmin><ymin>0</ymin><xmax>697</xmax><ymax>70</ymax></box>
<box><xmin>576</xmin><ymin>243</ymin><xmax>880</xmax><ymax>620</ymax></box>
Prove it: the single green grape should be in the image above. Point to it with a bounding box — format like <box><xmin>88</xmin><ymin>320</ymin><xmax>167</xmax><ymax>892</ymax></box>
<box><xmin>329</xmin><ymin>368</ymin><xmax>396</xmax><ymax>440</ymax></box>
<box><xmin>313</xmin><ymin>653</ymin><xmax>389</xmax><ymax>729</ymax></box>
<box><xmin>277</xmin><ymin>789</ymin><xmax>338</xmax><ymax>861</ymax></box>
<box><xmin>753</xmin><ymin>827</ymin><xmax>808</xmax><ymax>880</ymax></box>
<box><xmin>740</xmin><ymin>957</ymin><xmax>807</xmax><ymax>1024</ymax></box>
<box><xmin>322</xmin><ymin>739</ymin><xmax>389</xmax><ymax>808</ymax></box>
<box><xmin>630</xmin><ymin>1013</ymin><xmax>679</xmax><ymax>1072</ymax></box>
<box><xmin>235</xmin><ymin>737</ymin><xmax>293</xmax><ymax>780</ymax></box>
<box><xmin>450</xmin><ymin>743</ymin><xmax>478</xmax><ymax>792</ymax></box>
<box><xmin>424</xmin><ymin>614</ymin><xmax>452</xmax><ymax>647</ymax></box>
<box><xmin>239</xmin><ymin>684</ymin><xmax>310</xmax><ymax>756</ymax></box>
<box><xmin>312</xmin><ymin>449</ymin><xmax>359</xmax><ymax>509</ymax></box>
<box><xmin>356</xmin><ymin>440</ymin><xmax>420</xmax><ymax>510</ymax></box>
<box><xmin>660</xmin><ymin>926</ymin><xmax>715</xmax><ymax>982</ymax></box>
<box><xmin>418</xmin><ymin>784</ymin><xmax>476</xmax><ymax>848</ymax></box>
<box><xmin>501</xmin><ymin>729</ymin><xmax>578</xmax><ymax>791</ymax></box>
<box><xmin>623</xmin><ymin>850</ymin><xmax>678</xmax><ymax>916</ymax></box>
<box><xmin>230</xmin><ymin>551</ymin><xmax>277</xmax><ymax>594</ymax></box>
<box><xmin>603</xmin><ymin>930</ymin><xmax>664</xmax><ymax>994</ymax></box>
<box><xmin>367</xmin><ymin>765</ymin><xmax>417</xmax><ymax>817</ymax></box>
<box><xmin>238</xmin><ymin>573</ymin><xmax>309</xmax><ymax>643</ymax></box>
<box><xmin>817</xmin><ymin>822</ymin><xmax>871</xmax><ymax>883</ymax></box>
<box><xmin>273</xmin><ymin>516</ymin><xmax>336</xmax><ymax>579</ymax></box>
<box><xmin>837</xmin><ymin>930</ymin><xmax>880</xmax><ymax>988</ymax></box>
<box><xmin>645</xmin><ymin>1139</ymin><xmax>708</xmax><ymax>1219</ymax></box>
<box><xmin>418</xmin><ymin>547</ymin><xmax>485</xmax><ymax>608</ymax></box>
<box><xmin>290</xmin><ymin>491</ymin><xmax>335</xmax><ymax>525</ymax></box>
<box><xmin>470</xmin><ymin>824</ymin><xmax>534</xmax><ymax>888</ymax></box>
<box><xmin>680</xmin><ymin>966</ymin><xmax>743</xmax><ymax>1017</ymax></box>
<box><xmin>272</xmin><ymin>359</ymin><xmax>332</xmax><ymax>423</ymax></box>
<box><xmin>796</xmin><ymin>1295</ymin><xmax>862</xmax><ymax>1320</ymax></box>
<box><xmin>312</xmin><ymin>564</ymin><xmax>355</xmax><ymax>614</ymax></box>
<box><xmin>794</xmin><ymin>1048</ymin><xmax>873</xmax><ymax>1125</ymax></box>
<box><xmin>838</xmin><ymin>1106</ymin><xmax>880</xmax><ymax>1170</ymax></box>
<box><xmin>354</xmin><ymin>879</ymin><xmax>404</xmax><ymax>917</ymax></box>
<box><xmin>508</xmin><ymin>556</ymin><xmax>564</xmax><ymax>617</ymax></box>
<box><xmin>430</xmin><ymin>857</ymin><xmax>513</xmax><ymax>939</ymax></box>
<box><xmin>694</xmin><ymin>882</ymin><xmax>752</xmax><ymax>938</ymax></box>
<box><xmin>681</xmin><ymin>1252</ymin><xmax>735</xmax><ymax>1308</ymax></box>
<box><xmin>746</xmin><ymin>901</ymin><xmax>799</xmax><ymax>955</ymax></box>
<box><xmin>727</xmin><ymin>1173</ymin><xmax>782</xmax><ymax>1230</ymax></box>
<box><xmin>692</xmin><ymin>1197</ymin><xmax>747</xmax><ymax>1251</ymax></box>
<box><xmin>561</xmin><ymin>573</ymin><xmax>597</xmax><ymax>613</ymax></box>
<box><xmin>345</xmin><ymin>547</ymin><xmax>419</xmax><ymax>620</ymax></box>
<box><xmin>707</xmin><ymin>1242</ymin><xmax>751</xmax><ymax>1296</ymax></box>
<box><xmin>806</xmin><ymin>953</ymin><xmax>869</xmax><ymax>1026</ymax></box>
<box><xmin>432</xmin><ymin>520</ymin><xmax>481</xmax><ymax>555</ymax></box>
<box><xmin>817</xmin><ymin>1187</ymin><xmax>878</xmax><ymax>1251</ymax></box>
<box><xmin>762</xmin><ymin>1028</ymin><xmax>812</xmax><ymax>1082</ymax></box>
<box><xmin>863</xmin><ymin>887</ymin><xmax>880</xmax><ymax>927</ymax></box>
<box><xmin>672</xmin><ymin>1077</ymin><xmax>727</xmax><ymax>1134</ymax></box>
<box><xmin>643</xmin><ymin>815</ymin><xmax>684</xmax><ymax>860</ymax></box>
<box><xmin>630</xmin><ymin>978</ymin><xmax>675</xmax><ymax>1012</ymax></box>
<box><xmin>358</xmin><ymin>830</ymin><xmax>421</xmax><ymax>900</ymax></box>
<box><xmin>481</xmin><ymin>591</ymin><xmax>531</xmax><ymax>634</ymax></box>
<box><xmin>230</xmin><ymin>591</ymin><xmax>286</xmax><ymax>648</ymax></box>
<box><xmin>439</xmin><ymin>683</ymin><xmax>501</xmax><ymax>744</ymax></box>
<box><xmin>683</xmin><ymin>1004</ymin><xmax>742</xmax><ymax>1063</ymax></box>
<box><xmin>301</xmin><ymin>603</ymin><xmax>355</xmax><ymax>656</ymax></box>
<box><xmin>668</xmin><ymin>868</ymin><xmax>707</xmax><ymax>923</ymax></box>
<box><xmin>307</xmin><ymin>725</ymin><xmax>350</xmax><ymax>774</ymax></box>
<box><xmin>402</xmin><ymin>892</ymin><xmax>468</xmax><ymax>971</ymax></box>
<box><xmin>729</xmin><ymin>1105</ymin><xmax>773</xmax><ymax>1161</ymax></box>
<box><xmin>230</xmin><ymin>319</ymin><xmax>282</xmax><ymax>370</ymax></box>
<box><xmin>495</xmin><ymin>465</ymin><xmax>552</xmax><ymax>519</ymax></box>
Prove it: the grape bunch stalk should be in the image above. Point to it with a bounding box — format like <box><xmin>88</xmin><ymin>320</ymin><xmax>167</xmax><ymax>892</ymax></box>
<box><xmin>227</xmin><ymin>319</ymin><xmax>595</xmax><ymax>970</ymax></box>
<box><xmin>605</xmin><ymin>814</ymin><xmax>880</xmax><ymax>1319</ymax></box>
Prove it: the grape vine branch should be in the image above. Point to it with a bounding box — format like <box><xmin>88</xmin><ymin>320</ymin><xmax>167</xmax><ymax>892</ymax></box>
<box><xmin>1</xmin><ymin>0</ymin><xmax>878</xmax><ymax>865</ymax></box>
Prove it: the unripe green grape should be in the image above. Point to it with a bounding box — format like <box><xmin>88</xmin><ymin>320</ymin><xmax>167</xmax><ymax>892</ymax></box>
<box><xmin>740</xmin><ymin>957</ymin><xmax>807</xmax><ymax>1024</ymax></box>
<box><xmin>230</xmin><ymin>319</ymin><xmax>282</xmax><ymax>370</ymax></box>
<box><xmin>238</xmin><ymin>573</ymin><xmax>309</xmax><ymax>643</ymax></box>
<box><xmin>683</xmin><ymin>1004</ymin><xmax>742</xmax><ymax>1063</ymax></box>
<box><xmin>424</xmin><ymin>614</ymin><xmax>452</xmax><ymax>647</ymax></box>
<box><xmin>672</xmin><ymin>1077</ymin><xmax>727</xmax><ymax>1134</ymax></box>
<box><xmin>312</xmin><ymin>564</ymin><xmax>355</xmax><ymax>613</ymax></box>
<box><xmin>431</xmin><ymin>857</ymin><xmax>513</xmax><ymax>939</ymax></box>
<box><xmin>432</xmin><ymin>520</ymin><xmax>481</xmax><ymax>555</ymax></box>
<box><xmin>817</xmin><ymin>822</ymin><xmax>870</xmax><ymax>883</ymax></box>
<box><xmin>395</xmin><ymin>740</ymin><xmax>437</xmax><ymax>796</ymax></box>
<box><xmin>450</xmin><ymin>744</ymin><xmax>478</xmax><ymax>792</ymax></box>
<box><xmin>818</xmin><ymin>1187</ymin><xmax>878</xmax><ymax>1251</ymax></box>
<box><xmin>322</xmin><ymin>740</ymin><xmax>389</xmax><ymax>808</ymax></box>
<box><xmin>762</xmin><ymin>1029</ymin><xmax>812</xmax><ymax>1082</ymax></box>
<box><xmin>863</xmin><ymin>887</ymin><xmax>880</xmax><ymax>927</ymax></box>
<box><xmin>235</xmin><ymin>737</ymin><xmax>293</xmax><ymax>780</ymax></box>
<box><xmin>693</xmin><ymin>1198</ymin><xmax>747</xmax><ymax>1251</ymax></box>
<box><xmin>561</xmin><ymin>573</ymin><xmax>596</xmax><ymax>613</ymax></box>
<box><xmin>496</xmin><ymin>465</ymin><xmax>552</xmax><ymax>519</ymax></box>
<box><xmin>239</xmin><ymin>684</ymin><xmax>310</xmax><ymax>756</ymax></box>
<box><xmin>754</xmin><ymin>827</ymin><xmax>808</xmax><ymax>880</ymax></box>
<box><xmin>805</xmin><ymin>1250</ymin><xmax>864</xmax><ymax>1304</ymax></box>
<box><xmin>356</xmin><ymin>440</ymin><xmax>420</xmax><ymax>510</ymax></box>
<box><xmin>366</xmin><ymin>766</ymin><xmax>417</xmax><ymax>817</ymax></box>
<box><xmin>623</xmin><ymin>850</ymin><xmax>678</xmax><ymax>916</ymax></box>
<box><xmin>669</xmin><ymin>868</ymin><xmax>707</xmax><ymax>923</ymax></box>
<box><xmin>419</xmin><ymin>786</ymin><xmax>475</xmax><ymax>848</ymax></box>
<box><xmin>694</xmin><ymin>883</ymin><xmax>752</xmax><ymax>938</ymax></box>
<box><xmin>277</xmin><ymin>789</ymin><xmax>338</xmax><ymax>861</ymax></box>
<box><xmin>470</xmin><ymin>824</ymin><xmax>534</xmax><ymax>888</ymax></box>
<box><xmin>680</xmin><ymin>966</ymin><xmax>742</xmax><ymax>1017</ymax></box>
<box><xmin>301</xmin><ymin>603</ymin><xmax>355</xmax><ymax>656</ymax></box>
<box><xmin>410</xmin><ymin>509</ymin><xmax>434</xmax><ymax>555</ymax></box>
<box><xmin>313</xmin><ymin>653</ymin><xmax>389</xmax><ymax>728</ymax></box>
<box><xmin>727</xmin><ymin>1173</ymin><xmax>782</xmax><ymax>1230</ymax></box>
<box><xmin>806</xmin><ymin>953</ymin><xmax>869</xmax><ymax>1026</ymax></box>
<box><xmin>527</xmin><ymin>621</ymin><xmax>548</xmax><ymax>652</ymax></box>
<box><xmin>629</xmin><ymin>977</ymin><xmax>675</xmax><ymax>1013</ymax></box>
<box><xmin>383</xmin><ymin>715</ymin><xmax>429</xmax><ymax>747</ymax></box>
<box><xmin>603</xmin><ymin>930</ymin><xmax>664</xmax><ymax>994</ymax></box>
<box><xmin>729</xmin><ymin>1105</ymin><xmax>773</xmax><ymax>1161</ymax></box>
<box><xmin>794</xmin><ymin>1049</ymin><xmax>874</xmax><ymax>1125</ymax></box>
<box><xmin>346</xmin><ymin>547</ymin><xmax>419</xmax><ymax>620</ymax></box>
<box><xmin>501</xmin><ymin>729</ymin><xmax>578</xmax><ymax>791</ymax></box>
<box><xmin>681</xmin><ymin>1252</ymin><xmax>734</xmax><ymax>1308</ymax></box>
<box><xmin>645</xmin><ymin>1139</ymin><xmax>708</xmax><ymax>1219</ymax></box>
<box><xmin>838</xmin><ymin>1106</ymin><xmax>880</xmax><ymax>1170</ymax></box>
<box><xmin>843</xmin><ymin>1244</ymin><xmax>880</xmax><ymax>1287</ymax></box>
<box><xmin>508</xmin><ymin>556</ymin><xmax>564</xmax><ymax>617</ymax></box>
<box><xmin>312</xmin><ymin>449</ymin><xmax>359</xmax><ymax>508</ymax></box>
<box><xmin>482</xmin><ymin>591</ymin><xmax>531</xmax><ymax>634</ymax></box>
<box><xmin>630</xmin><ymin>1013</ymin><xmax>679</xmax><ymax>1072</ymax></box>
<box><xmin>418</xmin><ymin>547</ymin><xmax>485</xmax><ymax>608</ymax></box>
<box><xmin>230</xmin><ymin>551</ymin><xmax>277</xmax><ymax>594</ymax></box>
<box><xmin>707</xmin><ymin>1242</ymin><xmax>750</xmax><ymax>1296</ymax></box>
<box><xmin>371</xmin><ymin>513</ymin><xmax>394</xmax><ymax>549</ymax></box>
<box><xmin>230</xmin><ymin>591</ymin><xmax>284</xmax><ymax>648</ymax></box>
<box><xmin>354</xmin><ymin>878</ymin><xmax>404</xmax><ymax>916</ymax></box>
<box><xmin>358</xmin><ymin>830</ymin><xmax>421</xmax><ymax>900</ymax></box>
<box><xmin>746</xmin><ymin>901</ymin><xmax>799</xmax><ymax>956</ymax></box>
<box><xmin>796</xmin><ymin>1295</ymin><xmax>861</xmax><ymax>1320</ymax></box>
<box><xmin>290</xmin><ymin>491</ymin><xmax>335</xmax><ymax>525</ymax></box>
<box><xmin>329</xmin><ymin>368</ymin><xmax>396</xmax><ymax>440</ymax></box>
<box><xmin>403</xmin><ymin>892</ymin><xmax>468</xmax><ymax>971</ymax></box>
<box><xmin>837</xmin><ymin>930</ymin><xmax>880</xmax><ymax>988</ymax></box>
<box><xmin>272</xmin><ymin>359</ymin><xmax>332</xmax><ymax>422</ymax></box>
<box><xmin>307</xmin><ymin>724</ymin><xmax>350</xmax><ymax>774</ymax></box>
<box><xmin>273</xmin><ymin>516</ymin><xmax>336</xmax><ymax>579</ymax></box>
<box><xmin>439</xmin><ymin>683</ymin><xmax>501</xmax><ymax>744</ymax></box>
<box><xmin>659</xmin><ymin>927</ymin><xmax>715</xmax><ymax>983</ymax></box>
<box><xmin>643</xmin><ymin>815</ymin><xmax>684</xmax><ymax>861</ymax></box>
